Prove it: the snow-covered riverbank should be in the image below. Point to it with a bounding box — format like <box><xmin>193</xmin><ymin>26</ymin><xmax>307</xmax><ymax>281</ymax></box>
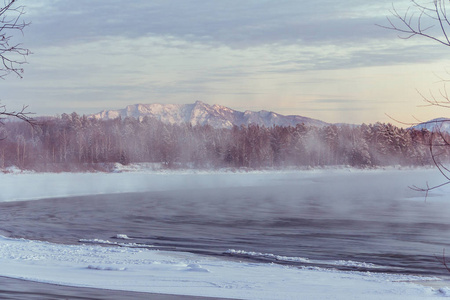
<box><xmin>0</xmin><ymin>234</ymin><xmax>447</xmax><ymax>300</ymax></box>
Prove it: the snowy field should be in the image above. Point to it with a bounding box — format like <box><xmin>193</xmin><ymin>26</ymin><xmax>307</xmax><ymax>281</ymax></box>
<box><xmin>0</xmin><ymin>167</ymin><xmax>450</xmax><ymax>299</ymax></box>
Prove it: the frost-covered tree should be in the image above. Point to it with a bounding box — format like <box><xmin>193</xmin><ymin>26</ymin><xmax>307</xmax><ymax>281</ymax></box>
<box><xmin>0</xmin><ymin>114</ymin><xmax>443</xmax><ymax>171</ymax></box>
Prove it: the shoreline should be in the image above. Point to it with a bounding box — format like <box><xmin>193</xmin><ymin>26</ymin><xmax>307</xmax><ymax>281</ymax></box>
<box><xmin>0</xmin><ymin>162</ymin><xmax>437</xmax><ymax>175</ymax></box>
<box><xmin>0</xmin><ymin>169</ymin><xmax>447</xmax><ymax>299</ymax></box>
<box><xmin>0</xmin><ymin>276</ymin><xmax>233</xmax><ymax>300</ymax></box>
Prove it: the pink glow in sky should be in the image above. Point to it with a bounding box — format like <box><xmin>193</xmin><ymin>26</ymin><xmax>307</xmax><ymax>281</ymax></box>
<box><xmin>2</xmin><ymin>0</ymin><xmax>449</xmax><ymax>125</ymax></box>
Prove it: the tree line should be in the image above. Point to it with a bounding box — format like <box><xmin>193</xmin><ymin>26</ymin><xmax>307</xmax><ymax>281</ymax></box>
<box><xmin>0</xmin><ymin>113</ymin><xmax>446</xmax><ymax>172</ymax></box>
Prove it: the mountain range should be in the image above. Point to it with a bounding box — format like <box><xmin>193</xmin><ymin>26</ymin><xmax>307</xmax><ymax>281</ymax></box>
<box><xmin>409</xmin><ymin>118</ymin><xmax>450</xmax><ymax>133</ymax></box>
<box><xmin>91</xmin><ymin>101</ymin><xmax>329</xmax><ymax>129</ymax></box>
<box><xmin>90</xmin><ymin>101</ymin><xmax>450</xmax><ymax>131</ymax></box>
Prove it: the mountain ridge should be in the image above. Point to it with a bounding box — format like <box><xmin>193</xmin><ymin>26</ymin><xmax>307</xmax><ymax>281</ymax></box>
<box><xmin>91</xmin><ymin>101</ymin><xmax>329</xmax><ymax>129</ymax></box>
<box><xmin>409</xmin><ymin>118</ymin><xmax>450</xmax><ymax>133</ymax></box>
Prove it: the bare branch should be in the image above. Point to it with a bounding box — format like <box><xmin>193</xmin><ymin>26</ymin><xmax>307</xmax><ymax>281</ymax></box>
<box><xmin>435</xmin><ymin>249</ymin><xmax>450</xmax><ymax>273</ymax></box>
<box><xmin>0</xmin><ymin>104</ymin><xmax>37</xmax><ymax>128</ymax></box>
<box><xmin>381</xmin><ymin>2</ymin><xmax>450</xmax><ymax>196</ymax></box>
<box><xmin>0</xmin><ymin>1</ymin><xmax>35</xmax><ymax>128</ymax></box>
<box><xmin>0</xmin><ymin>0</ymin><xmax>31</xmax><ymax>79</ymax></box>
<box><xmin>378</xmin><ymin>0</ymin><xmax>450</xmax><ymax>47</ymax></box>
<box><xmin>402</xmin><ymin>118</ymin><xmax>450</xmax><ymax>195</ymax></box>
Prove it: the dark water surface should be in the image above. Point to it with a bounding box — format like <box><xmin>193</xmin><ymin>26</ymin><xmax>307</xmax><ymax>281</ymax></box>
<box><xmin>1</xmin><ymin>171</ymin><xmax>450</xmax><ymax>279</ymax></box>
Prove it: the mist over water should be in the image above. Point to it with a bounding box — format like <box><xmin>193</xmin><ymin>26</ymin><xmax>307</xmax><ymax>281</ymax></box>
<box><xmin>1</xmin><ymin>170</ymin><xmax>450</xmax><ymax>276</ymax></box>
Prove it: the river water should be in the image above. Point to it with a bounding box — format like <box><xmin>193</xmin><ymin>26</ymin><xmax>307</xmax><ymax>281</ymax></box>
<box><xmin>1</xmin><ymin>170</ymin><xmax>450</xmax><ymax>279</ymax></box>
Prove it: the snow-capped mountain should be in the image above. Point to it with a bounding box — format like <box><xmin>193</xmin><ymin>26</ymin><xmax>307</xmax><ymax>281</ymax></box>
<box><xmin>91</xmin><ymin>101</ymin><xmax>328</xmax><ymax>129</ymax></box>
<box><xmin>410</xmin><ymin>118</ymin><xmax>450</xmax><ymax>133</ymax></box>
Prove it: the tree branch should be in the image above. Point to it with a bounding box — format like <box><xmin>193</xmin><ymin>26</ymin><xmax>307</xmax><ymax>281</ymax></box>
<box><xmin>377</xmin><ymin>0</ymin><xmax>450</xmax><ymax>47</ymax></box>
<box><xmin>0</xmin><ymin>104</ymin><xmax>36</xmax><ymax>127</ymax></box>
<box><xmin>0</xmin><ymin>0</ymin><xmax>31</xmax><ymax>79</ymax></box>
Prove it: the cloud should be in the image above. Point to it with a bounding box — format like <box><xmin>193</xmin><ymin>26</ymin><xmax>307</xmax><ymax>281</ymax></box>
<box><xmin>314</xmin><ymin>99</ymin><xmax>362</xmax><ymax>104</ymax></box>
<box><xmin>8</xmin><ymin>0</ymin><xmax>444</xmax><ymax>124</ymax></box>
<box><xmin>23</xmin><ymin>0</ymin><xmax>395</xmax><ymax>46</ymax></box>
<box><xmin>21</xmin><ymin>0</ymin><xmax>446</xmax><ymax>70</ymax></box>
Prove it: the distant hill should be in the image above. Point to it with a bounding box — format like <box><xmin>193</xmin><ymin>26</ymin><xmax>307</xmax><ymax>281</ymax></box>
<box><xmin>410</xmin><ymin>118</ymin><xmax>450</xmax><ymax>133</ymax></box>
<box><xmin>90</xmin><ymin>101</ymin><xmax>329</xmax><ymax>129</ymax></box>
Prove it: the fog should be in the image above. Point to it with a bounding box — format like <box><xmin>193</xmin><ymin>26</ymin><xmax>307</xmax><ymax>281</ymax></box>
<box><xmin>0</xmin><ymin>167</ymin><xmax>443</xmax><ymax>203</ymax></box>
<box><xmin>0</xmin><ymin>167</ymin><xmax>445</xmax><ymax>204</ymax></box>
<box><xmin>1</xmin><ymin>167</ymin><xmax>450</xmax><ymax>295</ymax></box>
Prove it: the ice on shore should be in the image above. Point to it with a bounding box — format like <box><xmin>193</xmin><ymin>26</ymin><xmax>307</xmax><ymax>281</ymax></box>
<box><xmin>114</xmin><ymin>234</ymin><xmax>132</xmax><ymax>240</ymax></box>
<box><xmin>0</xmin><ymin>235</ymin><xmax>445</xmax><ymax>300</ymax></box>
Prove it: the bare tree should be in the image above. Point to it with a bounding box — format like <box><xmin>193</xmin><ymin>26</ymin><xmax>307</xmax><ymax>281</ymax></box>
<box><xmin>0</xmin><ymin>104</ymin><xmax>33</xmax><ymax>124</ymax></box>
<box><xmin>380</xmin><ymin>0</ymin><xmax>450</xmax><ymax>46</ymax></box>
<box><xmin>410</xmin><ymin>124</ymin><xmax>450</xmax><ymax>196</ymax></box>
<box><xmin>0</xmin><ymin>0</ymin><xmax>33</xmax><ymax>127</ymax></box>
<box><xmin>1</xmin><ymin>0</ymin><xmax>30</xmax><ymax>79</ymax></box>
<box><xmin>380</xmin><ymin>0</ymin><xmax>450</xmax><ymax>195</ymax></box>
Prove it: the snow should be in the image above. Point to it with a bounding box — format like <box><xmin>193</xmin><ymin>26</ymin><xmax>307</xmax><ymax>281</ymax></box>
<box><xmin>439</xmin><ymin>287</ymin><xmax>450</xmax><ymax>297</ymax></box>
<box><xmin>78</xmin><ymin>239</ymin><xmax>154</xmax><ymax>249</ymax></box>
<box><xmin>90</xmin><ymin>101</ymin><xmax>328</xmax><ymax>128</ymax></box>
<box><xmin>0</xmin><ymin>165</ymin><xmax>444</xmax><ymax>202</ymax></box>
<box><xmin>0</xmin><ymin>168</ymin><xmax>450</xmax><ymax>299</ymax></box>
<box><xmin>0</xmin><ymin>166</ymin><xmax>353</xmax><ymax>202</ymax></box>
<box><xmin>0</xmin><ymin>235</ymin><xmax>445</xmax><ymax>300</ymax></box>
<box><xmin>225</xmin><ymin>249</ymin><xmax>389</xmax><ymax>269</ymax></box>
<box><xmin>0</xmin><ymin>165</ymin><xmax>444</xmax><ymax>203</ymax></box>
<box><xmin>114</xmin><ymin>234</ymin><xmax>132</xmax><ymax>240</ymax></box>
<box><xmin>411</xmin><ymin>118</ymin><xmax>450</xmax><ymax>133</ymax></box>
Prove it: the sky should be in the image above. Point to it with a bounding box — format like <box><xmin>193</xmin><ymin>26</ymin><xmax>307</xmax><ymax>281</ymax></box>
<box><xmin>2</xmin><ymin>0</ymin><xmax>450</xmax><ymax>125</ymax></box>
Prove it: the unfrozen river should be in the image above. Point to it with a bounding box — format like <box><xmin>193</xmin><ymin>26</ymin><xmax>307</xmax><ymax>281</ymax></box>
<box><xmin>1</xmin><ymin>168</ymin><xmax>450</xmax><ymax>278</ymax></box>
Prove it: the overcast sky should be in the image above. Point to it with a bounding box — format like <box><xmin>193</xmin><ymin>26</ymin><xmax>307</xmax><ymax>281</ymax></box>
<box><xmin>2</xmin><ymin>0</ymin><xmax>450</xmax><ymax>124</ymax></box>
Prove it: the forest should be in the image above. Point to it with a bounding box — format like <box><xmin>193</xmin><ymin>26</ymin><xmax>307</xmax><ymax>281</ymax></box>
<box><xmin>0</xmin><ymin>112</ymin><xmax>446</xmax><ymax>172</ymax></box>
